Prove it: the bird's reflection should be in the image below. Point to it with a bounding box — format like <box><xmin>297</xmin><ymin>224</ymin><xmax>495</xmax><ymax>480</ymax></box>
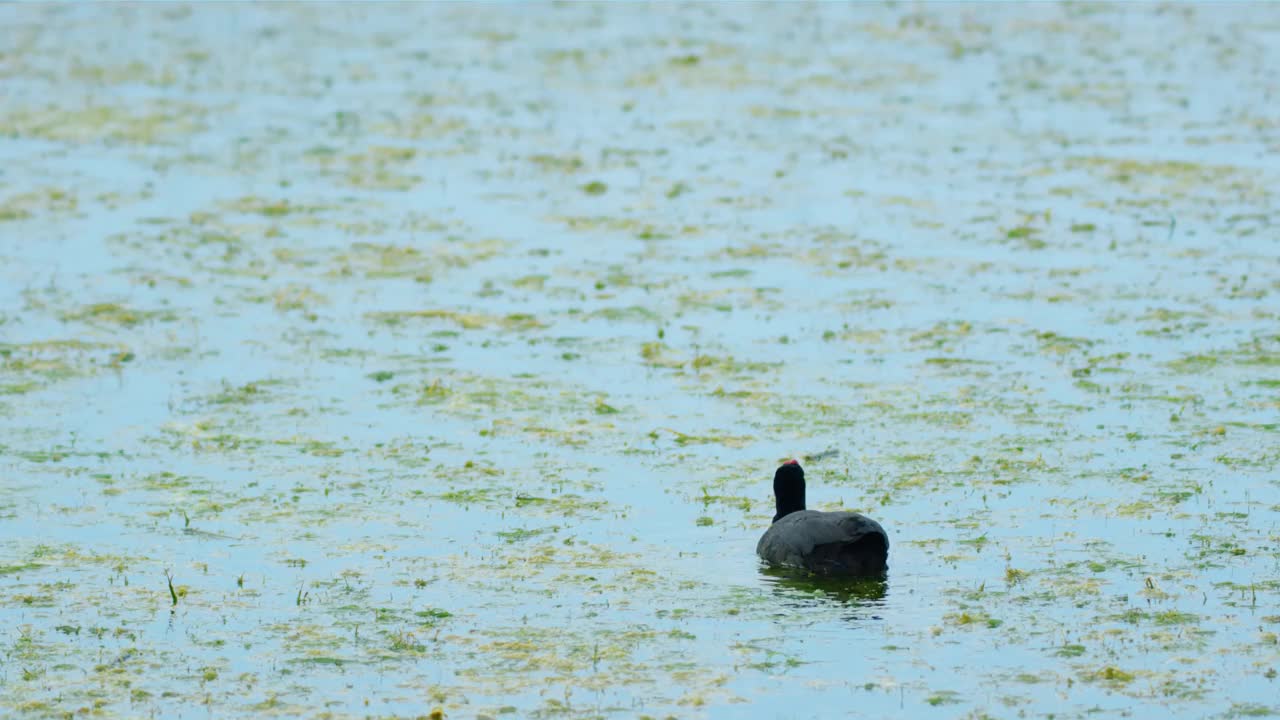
<box><xmin>758</xmin><ymin>563</ymin><xmax>889</xmax><ymax>608</ymax></box>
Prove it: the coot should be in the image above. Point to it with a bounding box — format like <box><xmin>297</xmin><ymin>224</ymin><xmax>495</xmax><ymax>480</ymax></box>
<box><xmin>756</xmin><ymin>460</ymin><xmax>889</xmax><ymax>576</ymax></box>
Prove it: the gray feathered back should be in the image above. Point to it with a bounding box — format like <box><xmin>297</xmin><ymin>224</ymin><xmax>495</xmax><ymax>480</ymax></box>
<box><xmin>757</xmin><ymin>510</ymin><xmax>889</xmax><ymax>573</ymax></box>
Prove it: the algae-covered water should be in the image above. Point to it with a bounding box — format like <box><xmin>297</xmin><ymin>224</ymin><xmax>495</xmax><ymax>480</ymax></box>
<box><xmin>2</xmin><ymin>3</ymin><xmax>1279</xmax><ymax>718</ymax></box>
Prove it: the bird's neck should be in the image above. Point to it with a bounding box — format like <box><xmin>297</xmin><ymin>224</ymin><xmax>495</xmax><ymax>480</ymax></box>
<box><xmin>772</xmin><ymin>495</ymin><xmax>805</xmax><ymax>523</ymax></box>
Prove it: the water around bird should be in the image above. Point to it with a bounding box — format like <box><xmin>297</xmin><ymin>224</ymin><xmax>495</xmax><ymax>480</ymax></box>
<box><xmin>2</xmin><ymin>4</ymin><xmax>1279</xmax><ymax>718</ymax></box>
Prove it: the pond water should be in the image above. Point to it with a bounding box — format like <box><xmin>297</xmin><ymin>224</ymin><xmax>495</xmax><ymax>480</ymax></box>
<box><xmin>2</xmin><ymin>3</ymin><xmax>1279</xmax><ymax>718</ymax></box>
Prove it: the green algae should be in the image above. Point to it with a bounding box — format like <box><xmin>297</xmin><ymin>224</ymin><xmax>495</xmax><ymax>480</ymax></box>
<box><xmin>58</xmin><ymin>303</ymin><xmax>175</xmax><ymax>328</ymax></box>
<box><xmin>369</xmin><ymin>309</ymin><xmax>545</xmax><ymax>331</ymax></box>
<box><xmin>2</xmin><ymin>101</ymin><xmax>210</xmax><ymax>144</ymax></box>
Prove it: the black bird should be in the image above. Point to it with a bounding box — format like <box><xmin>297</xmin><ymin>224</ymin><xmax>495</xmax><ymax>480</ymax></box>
<box><xmin>756</xmin><ymin>460</ymin><xmax>889</xmax><ymax>576</ymax></box>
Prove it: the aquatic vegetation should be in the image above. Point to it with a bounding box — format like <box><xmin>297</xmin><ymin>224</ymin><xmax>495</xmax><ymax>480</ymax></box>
<box><xmin>1</xmin><ymin>100</ymin><xmax>210</xmax><ymax>144</ymax></box>
<box><xmin>2</xmin><ymin>3</ymin><xmax>1279</xmax><ymax>719</ymax></box>
<box><xmin>59</xmin><ymin>302</ymin><xmax>175</xmax><ymax>328</ymax></box>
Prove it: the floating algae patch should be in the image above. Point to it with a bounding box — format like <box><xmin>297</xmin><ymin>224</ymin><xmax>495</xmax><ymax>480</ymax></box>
<box><xmin>368</xmin><ymin>308</ymin><xmax>545</xmax><ymax>331</ymax></box>
<box><xmin>1</xmin><ymin>100</ymin><xmax>211</xmax><ymax>144</ymax></box>
<box><xmin>0</xmin><ymin>339</ymin><xmax>128</xmax><ymax>387</ymax></box>
<box><xmin>198</xmin><ymin>378</ymin><xmax>289</xmax><ymax>406</ymax></box>
<box><xmin>648</xmin><ymin>426</ymin><xmax>755</xmax><ymax>449</ymax></box>
<box><xmin>59</xmin><ymin>302</ymin><xmax>177</xmax><ymax>328</ymax></box>
<box><xmin>553</xmin><ymin>214</ymin><xmax>697</xmax><ymax>242</ymax></box>
<box><xmin>332</xmin><ymin>237</ymin><xmax>507</xmax><ymax>280</ymax></box>
<box><xmin>0</xmin><ymin>186</ymin><xmax>81</xmax><ymax>221</ymax></box>
<box><xmin>1063</xmin><ymin>156</ymin><xmax>1272</xmax><ymax>203</ymax></box>
<box><xmin>222</xmin><ymin>195</ymin><xmax>334</xmax><ymax>218</ymax></box>
<box><xmin>306</xmin><ymin>145</ymin><xmax>425</xmax><ymax>191</ymax></box>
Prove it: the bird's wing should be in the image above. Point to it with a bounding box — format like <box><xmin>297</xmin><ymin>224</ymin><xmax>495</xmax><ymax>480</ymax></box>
<box><xmin>766</xmin><ymin>511</ymin><xmax>886</xmax><ymax>554</ymax></box>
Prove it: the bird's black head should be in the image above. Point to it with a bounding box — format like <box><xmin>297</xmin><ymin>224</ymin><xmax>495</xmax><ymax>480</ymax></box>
<box><xmin>772</xmin><ymin>459</ymin><xmax>805</xmax><ymax>523</ymax></box>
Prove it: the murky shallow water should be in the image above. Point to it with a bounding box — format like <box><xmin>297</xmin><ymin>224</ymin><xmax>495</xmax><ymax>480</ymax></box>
<box><xmin>2</xmin><ymin>3</ymin><xmax>1279</xmax><ymax>718</ymax></box>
